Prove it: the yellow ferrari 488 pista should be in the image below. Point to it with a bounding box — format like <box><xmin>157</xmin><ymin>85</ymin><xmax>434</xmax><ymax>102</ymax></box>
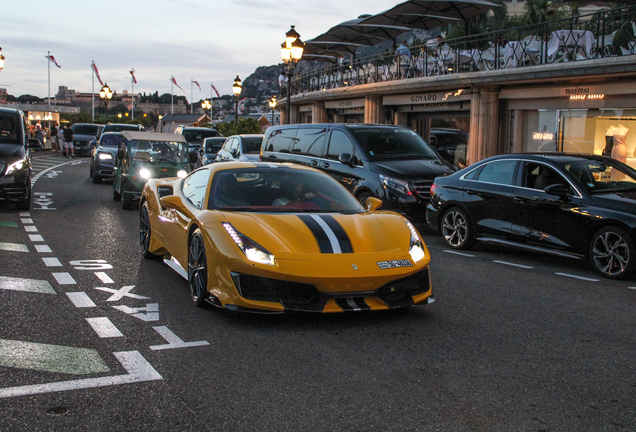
<box><xmin>140</xmin><ymin>162</ymin><xmax>434</xmax><ymax>313</ymax></box>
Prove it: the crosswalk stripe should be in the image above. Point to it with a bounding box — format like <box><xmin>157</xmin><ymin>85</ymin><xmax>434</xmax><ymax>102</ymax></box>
<box><xmin>0</xmin><ymin>276</ymin><xmax>56</xmax><ymax>294</ymax></box>
<box><xmin>51</xmin><ymin>273</ymin><xmax>76</xmax><ymax>285</ymax></box>
<box><xmin>0</xmin><ymin>243</ymin><xmax>29</xmax><ymax>253</ymax></box>
<box><xmin>66</xmin><ymin>292</ymin><xmax>97</xmax><ymax>308</ymax></box>
<box><xmin>43</xmin><ymin>258</ymin><xmax>62</xmax><ymax>267</ymax></box>
<box><xmin>85</xmin><ymin>317</ymin><xmax>124</xmax><ymax>338</ymax></box>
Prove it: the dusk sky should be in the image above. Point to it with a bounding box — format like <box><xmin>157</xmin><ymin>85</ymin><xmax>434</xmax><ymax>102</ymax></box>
<box><xmin>2</xmin><ymin>0</ymin><xmax>394</xmax><ymax>102</ymax></box>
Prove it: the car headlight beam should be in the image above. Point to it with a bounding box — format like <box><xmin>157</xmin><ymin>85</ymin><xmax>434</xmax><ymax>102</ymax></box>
<box><xmin>405</xmin><ymin>220</ymin><xmax>426</xmax><ymax>262</ymax></box>
<box><xmin>98</xmin><ymin>153</ymin><xmax>113</xmax><ymax>160</ymax></box>
<box><xmin>223</xmin><ymin>223</ymin><xmax>276</xmax><ymax>266</ymax></box>
<box><xmin>5</xmin><ymin>159</ymin><xmax>26</xmax><ymax>175</ymax></box>
<box><xmin>177</xmin><ymin>170</ymin><xmax>187</xmax><ymax>178</ymax></box>
<box><xmin>139</xmin><ymin>168</ymin><xmax>151</xmax><ymax>179</ymax></box>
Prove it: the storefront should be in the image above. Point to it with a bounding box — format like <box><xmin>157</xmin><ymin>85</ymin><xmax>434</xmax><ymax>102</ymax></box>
<box><xmin>504</xmin><ymin>82</ymin><xmax>636</xmax><ymax>169</ymax></box>
<box><xmin>325</xmin><ymin>98</ymin><xmax>365</xmax><ymax>124</ymax></box>
<box><xmin>384</xmin><ymin>89</ymin><xmax>471</xmax><ymax>167</ymax></box>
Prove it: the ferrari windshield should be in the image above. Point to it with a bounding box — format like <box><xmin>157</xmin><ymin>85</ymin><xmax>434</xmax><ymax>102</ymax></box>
<box><xmin>561</xmin><ymin>158</ymin><xmax>636</xmax><ymax>194</ymax></box>
<box><xmin>130</xmin><ymin>140</ymin><xmax>189</xmax><ymax>164</ymax></box>
<box><xmin>209</xmin><ymin>167</ymin><xmax>365</xmax><ymax>213</ymax></box>
<box><xmin>352</xmin><ymin>128</ymin><xmax>438</xmax><ymax>161</ymax></box>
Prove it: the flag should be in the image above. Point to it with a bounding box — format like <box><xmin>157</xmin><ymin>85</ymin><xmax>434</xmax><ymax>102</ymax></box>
<box><xmin>92</xmin><ymin>63</ymin><xmax>104</xmax><ymax>86</ymax></box>
<box><xmin>211</xmin><ymin>84</ymin><xmax>220</xmax><ymax>98</ymax></box>
<box><xmin>193</xmin><ymin>80</ymin><xmax>201</xmax><ymax>91</ymax></box>
<box><xmin>45</xmin><ymin>55</ymin><xmax>61</xmax><ymax>68</ymax></box>
<box><xmin>171</xmin><ymin>77</ymin><xmax>185</xmax><ymax>93</ymax></box>
<box><xmin>130</xmin><ymin>70</ymin><xmax>137</xmax><ymax>84</ymax></box>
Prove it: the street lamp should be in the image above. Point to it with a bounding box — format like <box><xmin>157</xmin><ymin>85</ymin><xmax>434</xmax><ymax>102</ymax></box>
<box><xmin>201</xmin><ymin>99</ymin><xmax>212</xmax><ymax>120</ymax></box>
<box><xmin>268</xmin><ymin>96</ymin><xmax>277</xmax><ymax>126</ymax></box>
<box><xmin>99</xmin><ymin>83</ymin><xmax>113</xmax><ymax>120</ymax></box>
<box><xmin>232</xmin><ymin>76</ymin><xmax>242</xmax><ymax>124</ymax></box>
<box><xmin>0</xmin><ymin>48</ymin><xmax>5</xmax><ymax>74</ymax></box>
<box><xmin>280</xmin><ymin>25</ymin><xmax>304</xmax><ymax>125</ymax></box>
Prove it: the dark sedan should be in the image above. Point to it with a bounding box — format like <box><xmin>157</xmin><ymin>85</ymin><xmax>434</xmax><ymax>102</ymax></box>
<box><xmin>89</xmin><ymin>132</ymin><xmax>122</xmax><ymax>183</ymax></box>
<box><xmin>427</xmin><ymin>153</ymin><xmax>636</xmax><ymax>279</ymax></box>
<box><xmin>71</xmin><ymin>123</ymin><xmax>101</xmax><ymax>155</ymax></box>
<box><xmin>195</xmin><ymin>136</ymin><xmax>226</xmax><ymax>169</ymax></box>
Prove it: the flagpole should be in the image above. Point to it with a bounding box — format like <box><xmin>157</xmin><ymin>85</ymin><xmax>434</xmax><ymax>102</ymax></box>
<box><xmin>210</xmin><ymin>82</ymin><xmax>214</xmax><ymax>120</ymax></box>
<box><xmin>131</xmin><ymin>68</ymin><xmax>135</xmax><ymax>120</ymax></box>
<box><xmin>47</xmin><ymin>51</ymin><xmax>51</xmax><ymax>113</ymax></box>
<box><xmin>190</xmin><ymin>79</ymin><xmax>193</xmax><ymax>114</ymax></box>
<box><xmin>91</xmin><ymin>61</ymin><xmax>95</xmax><ymax>121</ymax></box>
<box><xmin>171</xmin><ymin>76</ymin><xmax>174</xmax><ymax>114</ymax></box>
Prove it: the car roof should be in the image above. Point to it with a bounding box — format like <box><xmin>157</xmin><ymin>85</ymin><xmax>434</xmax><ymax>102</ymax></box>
<box><xmin>231</xmin><ymin>134</ymin><xmax>264</xmax><ymax>138</ymax></box>
<box><xmin>481</xmin><ymin>153</ymin><xmax>613</xmax><ymax>165</ymax></box>
<box><xmin>181</xmin><ymin>127</ymin><xmax>217</xmax><ymax>131</ymax></box>
<box><xmin>121</xmin><ymin>131</ymin><xmax>187</xmax><ymax>143</ymax></box>
<box><xmin>208</xmin><ymin>161</ymin><xmax>321</xmax><ymax>174</ymax></box>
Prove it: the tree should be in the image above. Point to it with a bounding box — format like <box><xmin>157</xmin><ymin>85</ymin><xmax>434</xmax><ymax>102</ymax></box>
<box><xmin>216</xmin><ymin>118</ymin><xmax>261</xmax><ymax>136</ymax></box>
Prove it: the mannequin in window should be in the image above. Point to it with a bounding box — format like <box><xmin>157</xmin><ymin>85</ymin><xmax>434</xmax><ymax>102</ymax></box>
<box><xmin>603</xmin><ymin>125</ymin><xmax>616</xmax><ymax>156</ymax></box>
<box><xmin>611</xmin><ymin>124</ymin><xmax>629</xmax><ymax>180</ymax></box>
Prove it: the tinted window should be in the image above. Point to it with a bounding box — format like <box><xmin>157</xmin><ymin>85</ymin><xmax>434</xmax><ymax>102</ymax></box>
<box><xmin>265</xmin><ymin>128</ymin><xmax>297</xmax><ymax>153</ymax></box>
<box><xmin>522</xmin><ymin>163</ymin><xmax>569</xmax><ymax>191</ymax></box>
<box><xmin>352</xmin><ymin>128</ymin><xmax>438</xmax><ymax>160</ymax></box>
<box><xmin>204</xmin><ymin>138</ymin><xmax>225</xmax><ymax>153</ymax></box>
<box><xmin>104</xmin><ymin>124</ymin><xmax>140</xmax><ymax>133</ymax></box>
<box><xmin>242</xmin><ymin>137</ymin><xmax>263</xmax><ymax>154</ymax></box>
<box><xmin>72</xmin><ymin>124</ymin><xmax>99</xmax><ymax>135</ymax></box>
<box><xmin>183</xmin><ymin>129</ymin><xmax>219</xmax><ymax>144</ymax></box>
<box><xmin>101</xmin><ymin>135</ymin><xmax>119</xmax><ymax>147</ymax></box>
<box><xmin>292</xmin><ymin>128</ymin><xmax>327</xmax><ymax>157</ymax></box>
<box><xmin>326</xmin><ymin>130</ymin><xmax>355</xmax><ymax>161</ymax></box>
<box><xmin>0</xmin><ymin>114</ymin><xmax>20</xmax><ymax>144</ymax></box>
<box><xmin>473</xmin><ymin>160</ymin><xmax>517</xmax><ymax>185</ymax></box>
<box><xmin>561</xmin><ymin>159</ymin><xmax>636</xmax><ymax>194</ymax></box>
<box><xmin>183</xmin><ymin>169</ymin><xmax>210</xmax><ymax>209</ymax></box>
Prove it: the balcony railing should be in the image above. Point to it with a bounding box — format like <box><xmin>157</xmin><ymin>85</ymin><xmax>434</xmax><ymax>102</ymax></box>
<box><xmin>285</xmin><ymin>5</ymin><xmax>636</xmax><ymax>98</ymax></box>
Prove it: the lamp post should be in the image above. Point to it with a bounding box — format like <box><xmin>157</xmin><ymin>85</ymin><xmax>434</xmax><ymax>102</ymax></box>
<box><xmin>280</xmin><ymin>25</ymin><xmax>304</xmax><ymax>125</ymax></box>
<box><xmin>99</xmin><ymin>83</ymin><xmax>113</xmax><ymax>120</ymax></box>
<box><xmin>201</xmin><ymin>99</ymin><xmax>212</xmax><ymax>121</ymax></box>
<box><xmin>232</xmin><ymin>75</ymin><xmax>242</xmax><ymax>125</ymax></box>
<box><xmin>0</xmin><ymin>48</ymin><xmax>5</xmax><ymax>74</ymax></box>
<box><xmin>268</xmin><ymin>96</ymin><xmax>277</xmax><ymax>126</ymax></box>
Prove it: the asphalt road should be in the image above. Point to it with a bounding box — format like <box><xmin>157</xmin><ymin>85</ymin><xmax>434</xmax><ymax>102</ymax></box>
<box><xmin>0</xmin><ymin>152</ymin><xmax>635</xmax><ymax>431</ymax></box>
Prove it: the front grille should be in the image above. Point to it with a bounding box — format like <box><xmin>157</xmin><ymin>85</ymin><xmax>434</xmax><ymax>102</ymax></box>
<box><xmin>0</xmin><ymin>184</ymin><xmax>28</xmax><ymax>199</ymax></box>
<box><xmin>375</xmin><ymin>268</ymin><xmax>430</xmax><ymax>308</ymax></box>
<box><xmin>232</xmin><ymin>274</ymin><xmax>320</xmax><ymax>305</ymax></box>
<box><xmin>413</xmin><ymin>180</ymin><xmax>434</xmax><ymax>199</ymax></box>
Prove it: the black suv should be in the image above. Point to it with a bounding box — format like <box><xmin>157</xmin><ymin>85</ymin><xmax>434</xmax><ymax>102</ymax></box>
<box><xmin>71</xmin><ymin>123</ymin><xmax>101</xmax><ymax>155</ymax></box>
<box><xmin>0</xmin><ymin>108</ymin><xmax>41</xmax><ymax>209</ymax></box>
<box><xmin>260</xmin><ymin>123</ymin><xmax>455</xmax><ymax>220</ymax></box>
<box><xmin>175</xmin><ymin>126</ymin><xmax>220</xmax><ymax>151</ymax></box>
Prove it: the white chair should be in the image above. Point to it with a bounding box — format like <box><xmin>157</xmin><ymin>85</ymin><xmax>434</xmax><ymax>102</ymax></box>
<box><xmin>621</xmin><ymin>41</ymin><xmax>636</xmax><ymax>56</ymax></box>
<box><xmin>599</xmin><ymin>31</ymin><xmax>617</xmax><ymax>57</ymax></box>
<box><xmin>519</xmin><ymin>36</ymin><xmax>542</xmax><ymax>65</ymax></box>
<box><xmin>437</xmin><ymin>45</ymin><xmax>456</xmax><ymax>73</ymax></box>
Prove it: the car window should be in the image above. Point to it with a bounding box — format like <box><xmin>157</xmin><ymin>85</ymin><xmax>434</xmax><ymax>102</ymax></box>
<box><xmin>242</xmin><ymin>137</ymin><xmax>263</xmax><ymax>154</ymax></box>
<box><xmin>205</xmin><ymin>139</ymin><xmax>225</xmax><ymax>153</ymax></box>
<box><xmin>326</xmin><ymin>130</ymin><xmax>355</xmax><ymax>161</ymax></box>
<box><xmin>472</xmin><ymin>160</ymin><xmax>517</xmax><ymax>185</ymax></box>
<box><xmin>72</xmin><ymin>124</ymin><xmax>99</xmax><ymax>135</ymax></box>
<box><xmin>352</xmin><ymin>128</ymin><xmax>438</xmax><ymax>161</ymax></box>
<box><xmin>562</xmin><ymin>159</ymin><xmax>636</xmax><ymax>194</ymax></box>
<box><xmin>183</xmin><ymin>169</ymin><xmax>211</xmax><ymax>209</ymax></box>
<box><xmin>130</xmin><ymin>140</ymin><xmax>189</xmax><ymax>164</ymax></box>
<box><xmin>101</xmin><ymin>135</ymin><xmax>119</xmax><ymax>147</ymax></box>
<box><xmin>292</xmin><ymin>128</ymin><xmax>327</xmax><ymax>157</ymax></box>
<box><xmin>0</xmin><ymin>114</ymin><xmax>20</xmax><ymax>144</ymax></box>
<box><xmin>183</xmin><ymin>129</ymin><xmax>219</xmax><ymax>144</ymax></box>
<box><xmin>522</xmin><ymin>162</ymin><xmax>571</xmax><ymax>192</ymax></box>
<box><xmin>264</xmin><ymin>128</ymin><xmax>297</xmax><ymax>153</ymax></box>
<box><xmin>104</xmin><ymin>124</ymin><xmax>140</xmax><ymax>133</ymax></box>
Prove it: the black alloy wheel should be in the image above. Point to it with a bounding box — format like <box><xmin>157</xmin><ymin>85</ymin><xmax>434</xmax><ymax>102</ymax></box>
<box><xmin>140</xmin><ymin>202</ymin><xmax>160</xmax><ymax>259</ymax></box>
<box><xmin>188</xmin><ymin>229</ymin><xmax>209</xmax><ymax>306</ymax></box>
<box><xmin>357</xmin><ymin>192</ymin><xmax>371</xmax><ymax>208</ymax></box>
<box><xmin>589</xmin><ymin>226</ymin><xmax>636</xmax><ymax>280</ymax></box>
<box><xmin>441</xmin><ymin>207</ymin><xmax>474</xmax><ymax>250</ymax></box>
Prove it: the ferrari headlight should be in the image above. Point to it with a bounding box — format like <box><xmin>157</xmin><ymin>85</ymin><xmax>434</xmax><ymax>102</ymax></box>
<box><xmin>99</xmin><ymin>153</ymin><xmax>113</xmax><ymax>160</ymax></box>
<box><xmin>223</xmin><ymin>223</ymin><xmax>276</xmax><ymax>266</ymax></box>
<box><xmin>177</xmin><ymin>170</ymin><xmax>187</xmax><ymax>178</ymax></box>
<box><xmin>5</xmin><ymin>159</ymin><xmax>26</xmax><ymax>175</ymax></box>
<box><xmin>405</xmin><ymin>220</ymin><xmax>425</xmax><ymax>262</ymax></box>
<box><xmin>139</xmin><ymin>168</ymin><xmax>151</xmax><ymax>179</ymax></box>
<box><xmin>379</xmin><ymin>175</ymin><xmax>411</xmax><ymax>195</ymax></box>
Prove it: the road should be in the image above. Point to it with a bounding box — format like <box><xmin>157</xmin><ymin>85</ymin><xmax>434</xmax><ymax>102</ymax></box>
<box><xmin>0</xmin><ymin>152</ymin><xmax>635</xmax><ymax>431</ymax></box>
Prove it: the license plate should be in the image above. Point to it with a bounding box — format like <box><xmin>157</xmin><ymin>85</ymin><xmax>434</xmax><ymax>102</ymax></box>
<box><xmin>377</xmin><ymin>259</ymin><xmax>413</xmax><ymax>269</ymax></box>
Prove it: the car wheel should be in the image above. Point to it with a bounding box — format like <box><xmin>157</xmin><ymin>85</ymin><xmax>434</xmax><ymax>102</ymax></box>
<box><xmin>14</xmin><ymin>182</ymin><xmax>31</xmax><ymax>211</ymax></box>
<box><xmin>121</xmin><ymin>185</ymin><xmax>133</xmax><ymax>210</ymax></box>
<box><xmin>188</xmin><ymin>229</ymin><xmax>209</xmax><ymax>306</ymax></box>
<box><xmin>92</xmin><ymin>171</ymin><xmax>102</xmax><ymax>184</ymax></box>
<box><xmin>357</xmin><ymin>192</ymin><xmax>371</xmax><ymax>207</ymax></box>
<box><xmin>89</xmin><ymin>164</ymin><xmax>93</xmax><ymax>178</ymax></box>
<box><xmin>113</xmin><ymin>184</ymin><xmax>121</xmax><ymax>201</ymax></box>
<box><xmin>140</xmin><ymin>202</ymin><xmax>160</xmax><ymax>259</ymax></box>
<box><xmin>589</xmin><ymin>226</ymin><xmax>636</xmax><ymax>280</ymax></box>
<box><xmin>441</xmin><ymin>207</ymin><xmax>474</xmax><ymax>250</ymax></box>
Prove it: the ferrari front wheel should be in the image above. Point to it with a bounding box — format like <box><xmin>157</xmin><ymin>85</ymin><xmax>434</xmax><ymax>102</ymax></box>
<box><xmin>188</xmin><ymin>229</ymin><xmax>209</xmax><ymax>306</ymax></box>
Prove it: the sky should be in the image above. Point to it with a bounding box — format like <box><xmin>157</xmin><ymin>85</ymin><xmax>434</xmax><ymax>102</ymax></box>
<box><xmin>1</xmin><ymin>0</ymin><xmax>395</xmax><ymax>102</ymax></box>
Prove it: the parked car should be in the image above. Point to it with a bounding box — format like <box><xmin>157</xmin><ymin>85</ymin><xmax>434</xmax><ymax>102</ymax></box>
<box><xmin>427</xmin><ymin>153</ymin><xmax>636</xmax><ymax>279</ymax></box>
<box><xmin>113</xmin><ymin>131</ymin><xmax>194</xmax><ymax>210</ymax></box>
<box><xmin>260</xmin><ymin>124</ymin><xmax>455</xmax><ymax>221</ymax></box>
<box><xmin>90</xmin><ymin>132</ymin><xmax>123</xmax><ymax>183</ymax></box>
<box><xmin>195</xmin><ymin>137</ymin><xmax>227</xmax><ymax>169</ymax></box>
<box><xmin>215</xmin><ymin>134</ymin><xmax>263</xmax><ymax>163</ymax></box>
<box><xmin>140</xmin><ymin>162</ymin><xmax>434</xmax><ymax>312</ymax></box>
<box><xmin>0</xmin><ymin>107</ymin><xmax>41</xmax><ymax>210</ymax></box>
<box><xmin>174</xmin><ymin>126</ymin><xmax>220</xmax><ymax>151</ymax></box>
<box><xmin>428</xmin><ymin>128</ymin><xmax>468</xmax><ymax>168</ymax></box>
<box><xmin>71</xmin><ymin>123</ymin><xmax>101</xmax><ymax>155</ymax></box>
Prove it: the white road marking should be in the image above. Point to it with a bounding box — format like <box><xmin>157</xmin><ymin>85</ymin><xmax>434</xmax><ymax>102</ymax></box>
<box><xmin>443</xmin><ymin>250</ymin><xmax>476</xmax><ymax>257</ymax></box>
<box><xmin>149</xmin><ymin>326</ymin><xmax>209</xmax><ymax>351</ymax></box>
<box><xmin>51</xmin><ymin>273</ymin><xmax>77</xmax><ymax>285</ymax></box>
<box><xmin>28</xmin><ymin>235</ymin><xmax>44</xmax><ymax>242</ymax></box>
<box><xmin>94</xmin><ymin>272</ymin><xmax>114</xmax><ymax>284</ymax></box>
<box><xmin>66</xmin><ymin>292</ymin><xmax>97</xmax><ymax>308</ymax></box>
<box><xmin>0</xmin><ymin>351</ymin><xmax>162</xmax><ymax>399</ymax></box>
<box><xmin>42</xmin><ymin>257</ymin><xmax>62</xmax><ymax>267</ymax></box>
<box><xmin>95</xmin><ymin>285</ymin><xmax>150</xmax><ymax>302</ymax></box>
<box><xmin>627</xmin><ymin>287</ymin><xmax>636</xmax><ymax>291</ymax></box>
<box><xmin>555</xmin><ymin>273</ymin><xmax>599</xmax><ymax>282</ymax></box>
<box><xmin>24</xmin><ymin>226</ymin><xmax>38</xmax><ymax>232</ymax></box>
<box><xmin>20</xmin><ymin>218</ymin><xmax>33</xmax><ymax>224</ymax></box>
<box><xmin>493</xmin><ymin>260</ymin><xmax>534</xmax><ymax>269</ymax></box>
<box><xmin>112</xmin><ymin>304</ymin><xmax>159</xmax><ymax>321</ymax></box>
<box><xmin>35</xmin><ymin>245</ymin><xmax>52</xmax><ymax>253</ymax></box>
<box><xmin>0</xmin><ymin>276</ymin><xmax>56</xmax><ymax>294</ymax></box>
<box><xmin>85</xmin><ymin>317</ymin><xmax>124</xmax><ymax>338</ymax></box>
<box><xmin>0</xmin><ymin>242</ymin><xmax>29</xmax><ymax>253</ymax></box>
<box><xmin>18</xmin><ymin>212</ymin><xmax>30</xmax><ymax>217</ymax></box>
<box><xmin>70</xmin><ymin>260</ymin><xmax>113</xmax><ymax>271</ymax></box>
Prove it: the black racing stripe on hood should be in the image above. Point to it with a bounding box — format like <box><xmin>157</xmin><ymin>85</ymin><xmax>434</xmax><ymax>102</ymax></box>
<box><xmin>319</xmin><ymin>215</ymin><xmax>353</xmax><ymax>254</ymax></box>
<box><xmin>298</xmin><ymin>215</ymin><xmax>333</xmax><ymax>253</ymax></box>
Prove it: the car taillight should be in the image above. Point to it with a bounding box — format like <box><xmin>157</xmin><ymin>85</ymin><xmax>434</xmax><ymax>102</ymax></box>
<box><xmin>430</xmin><ymin>184</ymin><xmax>438</xmax><ymax>196</ymax></box>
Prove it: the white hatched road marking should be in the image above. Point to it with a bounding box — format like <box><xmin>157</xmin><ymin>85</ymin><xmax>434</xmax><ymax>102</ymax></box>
<box><xmin>95</xmin><ymin>272</ymin><xmax>114</xmax><ymax>284</ymax></box>
<box><xmin>24</xmin><ymin>226</ymin><xmax>38</xmax><ymax>232</ymax></box>
<box><xmin>20</xmin><ymin>218</ymin><xmax>33</xmax><ymax>224</ymax></box>
<box><xmin>66</xmin><ymin>292</ymin><xmax>97</xmax><ymax>308</ymax></box>
<box><xmin>31</xmin><ymin>158</ymin><xmax>81</xmax><ymax>187</ymax></box>
<box><xmin>18</xmin><ymin>212</ymin><xmax>30</xmax><ymax>217</ymax></box>
<box><xmin>29</xmin><ymin>234</ymin><xmax>44</xmax><ymax>242</ymax></box>
<box><xmin>51</xmin><ymin>273</ymin><xmax>77</xmax><ymax>285</ymax></box>
<box><xmin>149</xmin><ymin>326</ymin><xmax>209</xmax><ymax>351</ymax></box>
<box><xmin>42</xmin><ymin>257</ymin><xmax>62</xmax><ymax>267</ymax></box>
<box><xmin>555</xmin><ymin>273</ymin><xmax>599</xmax><ymax>282</ymax></box>
<box><xmin>443</xmin><ymin>250</ymin><xmax>476</xmax><ymax>257</ymax></box>
<box><xmin>85</xmin><ymin>317</ymin><xmax>124</xmax><ymax>338</ymax></box>
<box><xmin>0</xmin><ymin>243</ymin><xmax>29</xmax><ymax>253</ymax></box>
<box><xmin>35</xmin><ymin>245</ymin><xmax>52</xmax><ymax>253</ymax></box>
<box><xmin>0</xmin><ymin>351</ymin><xmax>162</xmax><ymax>398</ymax></box>
<box><xmin>493</xmin><ymin>260</ymin><xmax>534</xmax><ymax>269</ymax></box>
<box><xmin>0</xmin><ymin>276</ymin><xmax>57</xmax><ymax>294</ymax></box>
